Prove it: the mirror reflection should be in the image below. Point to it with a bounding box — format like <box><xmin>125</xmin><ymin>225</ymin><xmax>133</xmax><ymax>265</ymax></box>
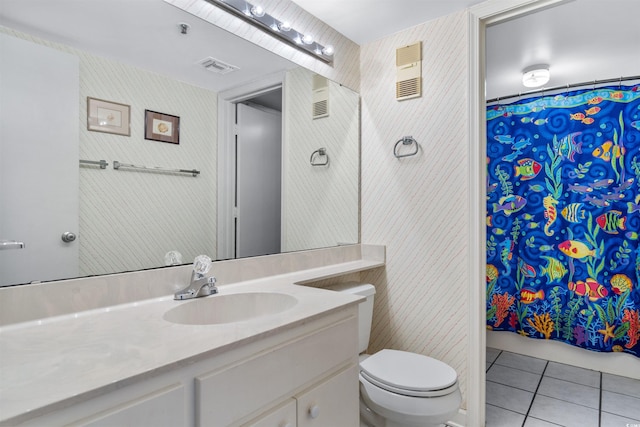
<box><xmin>0</xmin><ymin>0</ymin><xmax>359</xmax><ymax>287</ymax></box>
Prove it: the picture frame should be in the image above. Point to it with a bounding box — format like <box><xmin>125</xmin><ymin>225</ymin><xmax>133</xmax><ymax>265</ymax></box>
<box><xmin>87</xmin><ymin>97</ymin><xmax>131</xmax><ymax>136</ymax></box>
<box><xmin>144</xmin><ymin>110</ymin><xmax>180</xmax><ymax>144</ymax></box>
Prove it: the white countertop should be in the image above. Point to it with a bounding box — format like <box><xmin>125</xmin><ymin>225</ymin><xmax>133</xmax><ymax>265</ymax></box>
<box><xmin>0</xmin><ymin>257</ymin><xmax>383</xmax><ymax>425</ymax></box>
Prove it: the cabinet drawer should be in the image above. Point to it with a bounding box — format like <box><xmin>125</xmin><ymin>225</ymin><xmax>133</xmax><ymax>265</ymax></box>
<box><xmin>242</xmin><ymin>399</ymin><xmax>296</xmax><ymax>427</ymax></box>
<box><xmin>196</xmin><ymin>316</ymin><xmax>357</xmax><ymax>426</ymax></box>
<box><xmin>70</xmin><ymin>383</ymin><xmax>185</xmax><ymax>427</ymax></box>
<box><xmin>296</xmin><ymin>364</ymin><xmax>359</xmax><ymax>427</ymax></box>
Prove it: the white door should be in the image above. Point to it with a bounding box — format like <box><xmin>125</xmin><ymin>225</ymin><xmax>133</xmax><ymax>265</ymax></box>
<box><xmin>236</xmin><ymin>103</ymin><xmax>282</xmax><ymax>258</ymax></box>
<box><xmin>0</xmin><ymin>34</ymin><xmax>79</xmax><ymax>286</ymax></box>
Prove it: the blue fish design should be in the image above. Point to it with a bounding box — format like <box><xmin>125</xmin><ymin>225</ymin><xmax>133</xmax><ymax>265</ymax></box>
<box><xmin>494</xmin><ymin>135</ymin><xmax>515</xmax><ymax>144</ymax></box>
<box><xmin>511</xmin><ymin>138</ymin><xmax>531</xmax><ymax>151</ymax></box>
<box><xmin>500</xmin><ymin>238</ymin><xmax>513</xmax><ymax>275</ymax></box>
<box><xmin>502</xmin><ymin>149</ymin><xmax>523</xmax><ymax>162</ymax></box>
<box><xmin>554</xmin><ymin>132</ymin><xmax>583</xmax><ymax>161</ymax></box>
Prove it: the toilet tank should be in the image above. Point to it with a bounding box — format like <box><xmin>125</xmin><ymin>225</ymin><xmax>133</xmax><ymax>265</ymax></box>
<box><xmin>325</xmin><ymin>282</ymin><xmax>376</xmax><ymax>354</ymax></box>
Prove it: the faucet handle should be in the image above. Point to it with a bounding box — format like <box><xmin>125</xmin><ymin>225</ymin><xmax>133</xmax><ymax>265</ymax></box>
<box><xmin>193</xmin><ymin>255</ymin><xmax>212</xmax><ymax>275</ymax></box>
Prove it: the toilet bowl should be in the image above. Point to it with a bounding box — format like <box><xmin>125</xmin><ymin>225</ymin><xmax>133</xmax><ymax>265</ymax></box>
<box><xmin>326</xmin><ymin>283</ymin><xmax>461</xmax><ymax>427</ymax></box>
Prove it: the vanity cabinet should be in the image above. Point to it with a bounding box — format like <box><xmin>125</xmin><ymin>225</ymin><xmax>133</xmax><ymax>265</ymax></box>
<box><xmin>196</xmin><ymin>313</ymin><xmax>358</xmax><ymax>426</ymax></box>
<box><xmin>12</xmin><ymin>307</ymin><xmax>359</xmax><ymax>427</ymax></box>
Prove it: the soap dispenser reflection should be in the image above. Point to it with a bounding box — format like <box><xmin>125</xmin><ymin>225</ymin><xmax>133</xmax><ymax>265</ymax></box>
<box><xmin>174</xmin><ymin>255</ymin><xmax>218</xmax><ymax>300</ymax></box>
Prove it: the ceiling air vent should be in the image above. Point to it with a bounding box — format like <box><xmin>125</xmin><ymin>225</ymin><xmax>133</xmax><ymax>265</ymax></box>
<box><xmin>198</xmin><ymin>57</ymin><xmax>239</xmax><ymax>75</ymax></box>
<box><xmin>312</xmin><ymin>74</ymin><xmax>329</xmax><ymax>119</ymax></box>
<box><xmin>396</xmin><ymin>42</ymin><xmax>422</xmax><ymax>101</ymax></box>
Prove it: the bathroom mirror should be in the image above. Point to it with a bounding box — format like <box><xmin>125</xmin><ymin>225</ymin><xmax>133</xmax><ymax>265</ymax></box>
<box><xmin>0</xmin><ymin>0</ymin><xmax>359</xmax><ymax>287</ymax></box>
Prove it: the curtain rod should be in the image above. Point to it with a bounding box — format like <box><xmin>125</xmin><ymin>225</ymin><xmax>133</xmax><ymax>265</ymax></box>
<box><xmin>486</xmin><ymin>75</ymin><xmax>640</xmax><ymax>104</ymax></box>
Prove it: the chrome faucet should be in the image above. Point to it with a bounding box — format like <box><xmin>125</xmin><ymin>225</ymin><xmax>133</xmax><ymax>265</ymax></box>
<box><xmin>174</xmin><ymin>255</ymin><xmax>218</xmax><ymax>300</ymax></box>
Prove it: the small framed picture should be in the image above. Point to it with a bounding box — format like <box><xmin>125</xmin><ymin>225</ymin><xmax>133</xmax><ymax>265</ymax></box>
<box><xmin>144</xmin><ymin>110</ymin><xmax>180</xmax><ymax>144</ymax></box>
<box><xmin>87</xmin><ymin>97</ymin><xmax>131</xmax><ymax>136</ymax></box>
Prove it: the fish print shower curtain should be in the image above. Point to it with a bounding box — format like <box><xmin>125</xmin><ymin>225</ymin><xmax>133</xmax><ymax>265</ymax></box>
<box><xmin>486</xmin><ymin>84</ymin><xmax>640</xmax><ymax>357</ymax></box>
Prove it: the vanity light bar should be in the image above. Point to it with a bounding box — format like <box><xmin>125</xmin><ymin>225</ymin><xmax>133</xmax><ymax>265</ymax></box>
<box><xmin>206</xmin><ymin>0</ymin><xmax>334</xmax><ymax>64</ymax></box>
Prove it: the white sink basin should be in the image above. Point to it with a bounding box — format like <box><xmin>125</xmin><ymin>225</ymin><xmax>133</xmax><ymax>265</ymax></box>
<box><xmin>163</xmin><ymin>292</ymin><xmax>298</xmax><ymax>325</ymax></box>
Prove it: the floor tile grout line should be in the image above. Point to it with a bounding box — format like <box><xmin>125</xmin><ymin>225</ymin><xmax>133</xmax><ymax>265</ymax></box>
<box><xmin>485</xmin><ymin>378</ymin><xmax>540</xmax><ymax>396</ymax></box>
<box><xmin>492</xmin><ymin>361</ymin><xmax>546</xmax><ymax>376</ymax></box>
<box><xmin>521</xmin><ymin>360</ymin><xmax>548</xmax><ymax>427</ymax></box>
<box><xmin>525</xmin><ymin>416</ymin><xmax>565</xmax><ymax>427</ymax></box>
<box><xmin>602</xmin><ymin>388</ymin><xmax>640</xmax><ymax>400</ymax></box>
<box><xmin>542</xmin><ymin>373</ymin><xmax>601</xmax><ymax>390</ymax></box>
<box><xmin>485</xmin><ymin>350</ymin><xmax>502</xmax><ymax>372</ymax></box>
<box><xmin>485</xmin><ymin>402</ymin><xmax>529</xmax><ymax>426</ymax></box>
<box><xmin>535</xmin><ymin>389</ymin><xmax>603</xmax><ymax>411</ymax></box>
<box><xmin>598</xmin><ymin>371</ymin><xmax>602</xmax><ymax>427</ymax></box>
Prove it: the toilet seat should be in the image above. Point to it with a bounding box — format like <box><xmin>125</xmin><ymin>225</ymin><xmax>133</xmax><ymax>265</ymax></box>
<box><xmin>360</xmin><ymin>349</ymin><xmax>458</xmax><ymax>398</ymax></box>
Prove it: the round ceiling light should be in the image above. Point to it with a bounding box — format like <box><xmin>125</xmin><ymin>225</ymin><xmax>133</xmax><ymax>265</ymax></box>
<box><xmin>522</xmin><ymin>65</ymin><xmax>550</xmax><ymax>88</ymax></box>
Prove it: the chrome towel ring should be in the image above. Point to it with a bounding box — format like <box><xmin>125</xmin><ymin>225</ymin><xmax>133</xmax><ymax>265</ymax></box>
<box><xmin>393</xmin><ymin>136</ymin><xmax>419</xmax><ymax>158</ymax></box>
<box><xmin>310</xmin><ymin>147</ymin><xmax>329</xmax><ymax>166</ymax></box>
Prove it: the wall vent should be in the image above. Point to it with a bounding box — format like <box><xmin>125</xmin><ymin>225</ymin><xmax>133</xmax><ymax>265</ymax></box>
<box><xmin>396</xmin><ymin>42</ymin><xmax>422</xmax><ymax>101</ymax></box>
<box><xmin>198</xmin><ymin>57</ymin><xmax>239</xmax><ymax>75</ymax></box>
<box><xmin>312</xmin><ymin>74</ymin><xmax>329</xmax><ymax>119</ymax></box>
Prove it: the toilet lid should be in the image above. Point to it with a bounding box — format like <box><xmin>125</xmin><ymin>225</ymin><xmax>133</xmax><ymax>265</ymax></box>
<box><xmin>360</xmin><ymin>349</ymin><xmax>458</xmax><ymax>397</ymax></box>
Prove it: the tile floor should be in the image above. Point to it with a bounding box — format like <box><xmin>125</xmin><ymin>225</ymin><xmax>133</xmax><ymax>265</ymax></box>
<box><xmin>486</xmin><ymin>347</ymin><xmax>640</xmax><ymax>427</ymax></box>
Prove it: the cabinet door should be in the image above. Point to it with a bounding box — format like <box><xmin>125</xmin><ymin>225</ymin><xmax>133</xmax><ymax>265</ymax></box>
<box><xmin>243</xmin><ymin>399</ymin><xmax>296</xmax><ymax>427</ymax></box>
<box><xmin>296</xmin><ymin>364</ymin><xmax>359</xmax><ymax>427</ymax></box>
<box><xmin>70</xmin><ymin>384</ymin><xmax>185</xmax><ymax>427</ymax></box>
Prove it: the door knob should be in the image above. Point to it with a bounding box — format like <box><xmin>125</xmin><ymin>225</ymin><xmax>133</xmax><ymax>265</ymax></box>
<box><xmin>61</xmin><ymin>232</ymin><xmax>76</xmax><ymax>243</ymax></box>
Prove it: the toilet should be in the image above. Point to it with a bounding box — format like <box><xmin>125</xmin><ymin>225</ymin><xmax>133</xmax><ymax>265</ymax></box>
<box><xmin>326</xmin><ymin>283</ymin><xmax>461</xmax><ymax>427</ymax></box>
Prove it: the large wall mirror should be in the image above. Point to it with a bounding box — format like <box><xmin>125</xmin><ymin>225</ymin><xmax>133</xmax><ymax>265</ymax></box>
<box><xmin>0</xmin><ymin>0</ymin><xmax>359</xmax><ymax>287</ymax></box>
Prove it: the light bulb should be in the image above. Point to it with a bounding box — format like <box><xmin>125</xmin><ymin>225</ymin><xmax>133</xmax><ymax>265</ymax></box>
<box><xmin>322</xmin><ymin>45</ymin><xmax>334</xmax><ymax>56</ymax></box>
<box><xmin>278</xmin><ymin>21</ymin><xmax>291</xmax><ymax>32</ymax></box>
<box><xmin>302</xmin><ymin>34</ymin><xmax>314</xmax><ymax>45</ymax></box>
<box><xmin>250</xmin><ymin>5</ymin><xmax>264</xmax><ymax>17</ymax></box>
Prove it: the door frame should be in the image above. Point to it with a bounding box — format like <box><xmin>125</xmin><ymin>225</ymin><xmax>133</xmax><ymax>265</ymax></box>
<box><xmin>217</xmin><ymin>71</ymin><xmax>286</xmax><ymax>260</ymax></box>
<box><xmin>466</xmin><ymin>0</ymin><xmax>569</xmax><ymax>425</ymax></box>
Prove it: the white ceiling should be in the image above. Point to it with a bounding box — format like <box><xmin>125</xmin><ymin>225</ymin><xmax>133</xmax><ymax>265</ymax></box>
<box><xmin>289</xmin><ymin>0</ymin><xmax>486</xmax><ymax>44</ymax></box>
<box><xmin>1</xmin><ymin>0</ymin><xmax>638</xmax><ymax>100</ymax></box>
<box><xmin>485</xmin><ymin>0</ymin><xmax>640</xmax><ymax>100</ymax></box>
<box><xmin>0</xmin><ymin>0</ymin><xmax>298</xmax><ymax>93</ymax></box>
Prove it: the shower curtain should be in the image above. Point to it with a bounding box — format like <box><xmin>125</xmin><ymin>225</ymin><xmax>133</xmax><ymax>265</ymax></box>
<box><xmin>486</xmin><ymin>84</ymin><xmax>640</xmax><ymax>357</ymax></box>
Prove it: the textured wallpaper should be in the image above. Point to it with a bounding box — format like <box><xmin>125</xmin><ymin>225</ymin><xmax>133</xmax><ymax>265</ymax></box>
<box><xmin>164</xmin><ymin>0</ymin><xmax>360</xmax><ymax>91</ymax></box>
<box><xmin>359</xmin><ymin>11</ymin><xmax>471</xmax><ymax>407</ymax></box>
<box><xmin>1</xmin><ymin>27</ymin><xmax>218</xmax><ymax>277</ymax></box>
<box><xmin>282</xmin><ymin>68</ymin><xmax>359</xmax><ymax>252</ymax></box>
